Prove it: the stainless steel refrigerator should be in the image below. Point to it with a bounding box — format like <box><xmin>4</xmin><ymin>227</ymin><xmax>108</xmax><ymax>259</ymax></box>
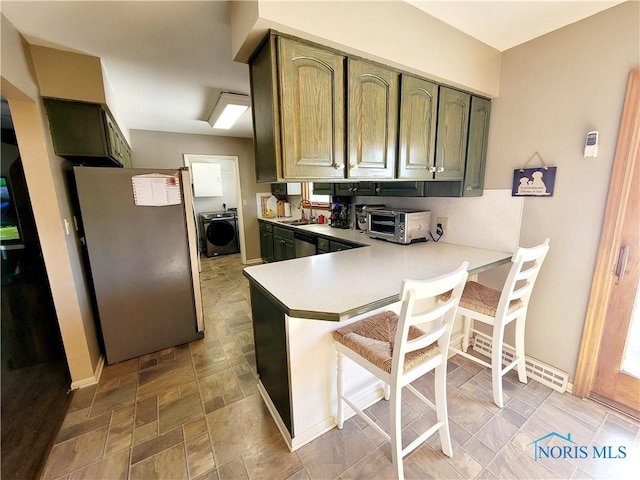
<box><xmin>73</xmin><ymin>166</ymin><xmax>204</xmax><ymax>364</ymax></box>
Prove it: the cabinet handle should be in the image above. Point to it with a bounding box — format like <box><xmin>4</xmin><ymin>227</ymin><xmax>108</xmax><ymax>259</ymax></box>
<box><xmin>429</xmin><ymin>166</ymin><xmax>436</xmax><ymax>173</ymax></box>
<box><xmin>352</xmin><ymin>186</ymin><xmax>358</xmax><ymax>192</ymax></box>
<box><xmin>436</xmin><ymin>166</ymin><xmax>445</xmax><ymax>173</ymax></box>
<box><xmin>334</xmin><ymin>163</ymin><xmax>344</xmax><ymax>170</ymax></box>
<box><xmin>375</xmin><ymin>186</ymin><xmax>381</xmax><ymax>193</ymax></box>
<box><xmin>466</xmin><ymin>186</ymin><xmax>473</xmax><ymax>191</ymax></box>
<box><xmin>350</xmin><ymin>163</ymin><xmax>358</xmax><ymax>170</ymax></box>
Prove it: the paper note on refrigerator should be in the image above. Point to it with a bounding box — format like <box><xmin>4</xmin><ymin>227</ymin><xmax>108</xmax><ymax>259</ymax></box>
<box><xmin>132</xmin><ymin>173</ymin><xmax>182</xmax><ymax>206</ymax></box>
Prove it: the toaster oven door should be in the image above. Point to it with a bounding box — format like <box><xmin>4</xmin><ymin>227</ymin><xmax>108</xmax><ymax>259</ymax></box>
<box><xmin>368</xmin><ymin>211</ymin><xmax>397</xmax><ymax>241</ymax></box>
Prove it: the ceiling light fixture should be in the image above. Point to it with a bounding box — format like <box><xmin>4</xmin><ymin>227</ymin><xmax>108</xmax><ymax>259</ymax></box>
<box><xmin>207</xmin><ymin>92</ymin><xmax>251</xmax><ymax>129</ymax></box>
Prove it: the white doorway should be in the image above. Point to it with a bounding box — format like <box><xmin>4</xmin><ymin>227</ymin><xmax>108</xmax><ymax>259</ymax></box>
<box><xmin>183</xmin><ymin>154</ymin><xmax>247</xmax><ymax>264</ymax></box>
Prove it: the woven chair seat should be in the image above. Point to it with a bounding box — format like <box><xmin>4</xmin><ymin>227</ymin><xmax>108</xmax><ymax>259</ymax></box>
<box><xmin>441</xmin><ymin>281</ymin><xmax>523</xmax><ymax>317</ymax></box>
<box><xmin>332</xmin><ymin>311</ymin><xmax>440</xmax><ymax>374</ymax></box>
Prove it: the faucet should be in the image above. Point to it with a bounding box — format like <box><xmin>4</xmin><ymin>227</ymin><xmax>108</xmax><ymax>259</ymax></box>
<box><xmin>299</xmin><ymin>199</ymin><xmax>314</xmax><ymax>222</ymax></box>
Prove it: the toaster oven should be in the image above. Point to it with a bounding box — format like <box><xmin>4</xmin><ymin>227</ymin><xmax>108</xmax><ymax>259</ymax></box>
<box><xmin>367</xmin><ymin>208</ymin><xmax>431</xmax><ymax>244</ymax></box>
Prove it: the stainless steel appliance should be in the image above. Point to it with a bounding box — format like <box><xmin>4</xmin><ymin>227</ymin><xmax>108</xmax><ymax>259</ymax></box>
<box><xmin>294</xmin><ymin>231</ymin><xmax>317</xmax><ymax>258</ymax></box>
<box><xmin>367</xmin><ymin>208</ymin><xmax>431</xmax><ymax>244</ymax></box>
<box><xmin>73</xmin><ymin>166</ymin><xmax>204</xmax><ymax>364</ymax></box>
<box><xmin>200</xmin><ymin>210</ymin><xmax>239</xmax><ymax>257</ymax></box>
<box><xmin>355</xmin><ymin>204</ymin><xmax>386</xmax><ymax>231</ymax></box>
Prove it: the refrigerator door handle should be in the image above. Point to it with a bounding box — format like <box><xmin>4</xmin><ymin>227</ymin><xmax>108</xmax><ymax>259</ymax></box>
<box><xmin>181</xmin><ymin>168</ymin><xmax>205</xmax><ymax>333</ymax></box>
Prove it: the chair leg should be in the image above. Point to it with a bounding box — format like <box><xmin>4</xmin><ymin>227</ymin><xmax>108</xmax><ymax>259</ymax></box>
<box><xmin>384</xmin><ymin>383</ymin><xmax>390</xmax><ymax>401</ymax></box>
<box><xmin>515</xmin><ymin>315</ymin><xmax>528</xmax><ymax>384</ymax></box>
<box><xmin>336</xmin><ymin>349</ymin><xmax>344</xmax><ymax>429</ymax></box>
<box><xmin>461</xmin><ymin>315</ymin><xmax>471</xmax><ymax>352</ymax></box>
<box><xmin>491</xmin><ymin>326</ymin><xmax>505</xmax><ymax>408</ymax></box>
<box><xmin>390</xmin><ymin>383</ymin><xmax>404</xmax><ymax>480</ymax></box>
<box><xmin>435</xmin><ymin>362</ymin><xmax>453</xmax><ymax>457</ymax></box>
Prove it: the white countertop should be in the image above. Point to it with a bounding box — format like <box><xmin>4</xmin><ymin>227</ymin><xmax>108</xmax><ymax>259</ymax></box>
<box><xmin>245</xmin><ymin>220</ymin><xmax>512</xmax><ymax>321</ymax></box>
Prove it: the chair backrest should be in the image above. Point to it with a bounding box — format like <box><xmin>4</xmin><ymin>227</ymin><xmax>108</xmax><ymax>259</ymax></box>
<box><xmin>392</xmin><ymin>262</ymin><xmax>469</xmax><ymax>381</ymax></box>
<box><xmin>497</xmin><ymin>238</ymin><xmax>550</xmax><ymax>322</ymax></box>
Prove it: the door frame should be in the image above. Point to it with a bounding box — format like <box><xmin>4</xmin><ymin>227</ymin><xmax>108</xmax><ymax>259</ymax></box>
<box><xmin>183</xmin><ymin>154</ymin><xmax>247</xmax><ymax>264</ymax></box>
<box><xmin>574</xmin><ymin>68</ymin><xmax>640</xmax><ymax>397</ymax></box>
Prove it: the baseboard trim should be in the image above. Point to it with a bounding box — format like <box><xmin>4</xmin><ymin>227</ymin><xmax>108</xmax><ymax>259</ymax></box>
<box><xmin>257</xmin><ymin>380</ymin><xmax>294</xmax><ymax>451</ymax></box>
<box><xmin>257</xmin><ymin>379</ymin><xmax>385</xmax><ymax>452</ymax></box>
<box><xmin>70</xmin><ymin>355</ymin><xmax>104</xmax><ymax>390</ymax></box>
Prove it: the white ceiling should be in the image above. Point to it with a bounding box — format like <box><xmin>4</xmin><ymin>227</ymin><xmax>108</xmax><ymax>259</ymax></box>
<box><xmin>407</xmin><ymin>0</ymin><xmax>626</xmax><ymax>52</ymax></box>
<box><xmin>1</xmin><ymin>1</ymin><xmax>626</xmax><ymax>139</ymax></box>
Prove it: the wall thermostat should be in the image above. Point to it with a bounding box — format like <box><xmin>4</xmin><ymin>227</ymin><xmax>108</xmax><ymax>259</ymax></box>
<box><xmin>584</xmin><ymin>131</ymin><xmax>599</xmax><ymax>158</ymax></box>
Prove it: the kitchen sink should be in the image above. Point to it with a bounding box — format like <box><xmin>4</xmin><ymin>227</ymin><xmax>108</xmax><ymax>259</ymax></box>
<box><xmin>281</xmin><ymin>219</ymin><xmax>311</xmax><ymax>226</ymax></box>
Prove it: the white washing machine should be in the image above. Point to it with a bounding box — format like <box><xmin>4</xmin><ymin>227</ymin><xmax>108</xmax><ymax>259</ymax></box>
<box><xmin>200</xmin><ymin>211</ymin><xmax>239</xmax><ymax>257</ymax></box>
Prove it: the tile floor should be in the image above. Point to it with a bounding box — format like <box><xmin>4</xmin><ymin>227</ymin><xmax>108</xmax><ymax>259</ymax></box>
<box><xmin>41</xmin><ymin>253</ymin><xmax>639</xmax><ymax>479</ymax></box>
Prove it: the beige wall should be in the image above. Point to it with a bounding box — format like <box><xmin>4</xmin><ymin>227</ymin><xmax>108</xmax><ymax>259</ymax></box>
<box><xmin>1</xmin><ymin>15</ymin><xmax>102</xmax><ymax>385</ymax></box>
<box><xmin>29</xmin><ymin>45</ymin><xmax>106</xmax><ymax>104</ymax></box>
<box><xmin>482</xmin><ymin>1</ymin><xmax>640</xmax><ymax>380</ymax></box>
<box><xmin>28</xmin><ymin>45</ymin><xmax>130</xmax><ymax>143</ymax></box>
<box><xmin>230</xmin><ymin>0</ymin><xmax>501</xmax><ymax>97</ymax></box>
<box><xmin>129</xmin><ymin>130</ymin><xmax>269</xmax><ymax>262</ymax></box>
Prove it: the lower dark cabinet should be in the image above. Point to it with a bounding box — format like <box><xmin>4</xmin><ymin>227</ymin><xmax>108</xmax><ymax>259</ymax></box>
<box><xmin>329</xmin><ymin>240</ymin><xmax>355</xmax><ymax>252</ymax></box>
<box><xmin>273</xmin><ymin>226</ymin><xmax>295</xmax><ymax>261</ymax></box>
<box><xmin>250</xmin><ymin>283</ymin><xmax>292</xmax><ymax>435</ymax></box>
<box><xmin>259</xmin><ymin>222</ymin><xmax>275</xmax><ymax>262</ymax></box>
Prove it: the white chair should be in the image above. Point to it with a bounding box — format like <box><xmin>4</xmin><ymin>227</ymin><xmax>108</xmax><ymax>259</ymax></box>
<box><xmin>332</xmin><ymin>263</ymin><xmax>469</xmax><ymax>480</ymax></box>
<box><xmin>448</xmin><ymin>238</ymin><xmax>550</xmax><ymax>408</ymax></box>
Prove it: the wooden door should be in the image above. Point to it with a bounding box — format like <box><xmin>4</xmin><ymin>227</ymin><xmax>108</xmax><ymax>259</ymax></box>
<box><xmin>591</xmin><ymin>141</ymin><xmax>639</xmax><ymax>415</ymax></box>
<box><xmin>398</xmin><ymin>75</ymin><xmax>438</xmax><ymax>179</ymax></box>
<box><xmin>278</xmin><ymin>37</ymin><xmax>345</xmax><ymax>179</ymax></box>
<box><xmin>463</xmin><ymin>96</ymin><xmax>491</xmax><ymax>196</ymax></box>
<box><xmin>575</xmin><ymin>68</ymin><xmax>640</xmax><ymax>418</ymax></box>
<box><xmin>435</xmin><ymin>87</ymin><xmax>469</xmax><ymax>181</ymax></box>
<box><xmin>347</xmin><ymin>59</ymin><xmax>398</xmax><ymax>179</ymax></box>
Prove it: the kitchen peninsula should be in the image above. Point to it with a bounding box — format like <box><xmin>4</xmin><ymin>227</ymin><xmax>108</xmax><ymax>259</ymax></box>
<box><xmin>243</xmin><ymin>222</ymin><xmax>511</xmax><ymax>451</ymax></box>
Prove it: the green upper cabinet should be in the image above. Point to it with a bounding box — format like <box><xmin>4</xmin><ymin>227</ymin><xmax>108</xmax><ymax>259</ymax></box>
<box><xmin>334</xmin><ymin>182</ymin><xmax>376</xmax><ymax>196</ymax></box>
<box><xmin>375</xmin><ymin>181</ymin><xmax>425</xmax><ymax>197</ymax></box>
<box><xmin>463</xmin><ymin>96</ymin><xmax>491</xmax><ymax>196</ymax></box>
<box><xmin>346</xmin><ymin>59</ymin><xmax>398</xmax><ymax>179</ymax></box>
<box><xmin>278</xmin><ymin>37</ymin><xmax>345</xmax><ymax>180</ymax></box>
<box><xmin>250</xmin><ymin>35</ymin><xmax>282</xmax><ymax>183</ymax></box>
<box><xmin>43</xmin><ymin>98</ymin><xmax>131</xmax><ymax>168</ymax></box>
<box><xmin>249</xmin><ymin>31</ymin><xmax>490</xmax><ymax>195</ymax></box>
<box><xmin>312</xmin><ymin>182</ymin><xmax>334</xmax><ymax>195</ymax></box>
<box><xmin>397</xmin><ymin>75</ymin><xmax>439</xmax><ymax>180</ymax></box>
<box><xmin>434</xmin><ymin>87</ymin><xmax>470</xmax><ymax>181</ymax></box>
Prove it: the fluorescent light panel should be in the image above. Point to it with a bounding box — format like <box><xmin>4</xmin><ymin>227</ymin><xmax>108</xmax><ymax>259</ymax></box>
<box><xmin>208</xmin><ymin>93</ymin><xmax>251</xmax><ymax>129</ymax></box>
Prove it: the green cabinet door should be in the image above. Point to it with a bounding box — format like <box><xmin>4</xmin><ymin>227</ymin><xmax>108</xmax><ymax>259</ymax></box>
<box><xmin>250</xmin><ymin>35</ymin><xmax>282</xmax><ymax>183</ymax></box>
<box><xmin>271</xmin><ymin>183</ymin><xmax>287</xmax><ymax>196</ymax></box>
<box><xmin>375</xmin><ymin>181</ymin><xmax>425</xmax><ymax>197</ymax></box>
<box><xmin>463</xmin><ymin>96</ymin><xmax>491</xmax><ymax>196</ymax></box>
<box><xmin>43</xmin><ymin>98</ymin><xmax>130</xmax><ymax>167</ymax></box>
<box><xmin>435</xmin><ymin>87</ymin><xmax>470</xmax><ymax>181</ymax></box>
<box><xmin>347</xmin><ymin>59</ymin><xmax>398</xmax><ymax>179</ymax></box>
<box><xmin>312</xmin><ymin>182</ymin><xmax>334</xmax><ymax>195</ymax></box>
<box><xmin>273</xmin><ymin>226</ymin><xmax>295</xmax><ymax>261</ymax></box>
<box><xmin>278</xmin><ymin>37</ymin><xmax>345</xmax><ymax>180</ymax></box>
<box><xmin>398</xmin><ymin>75</ymin><xmax>438</xmax><ymax>180</ymax></box>
<box><xmin>317</xmin><ymin>237</ymin><xmax>329</xmax><ymax>254</ymax></box>
<box><xmin>333</xmin><ymin>182</ymin><xmax>376</xmax><ymax>196</ymax></box>
<box><xmin>259</xmin><ymin>221</ymin><xmax>275</xmax><ymax>262</ymax></box>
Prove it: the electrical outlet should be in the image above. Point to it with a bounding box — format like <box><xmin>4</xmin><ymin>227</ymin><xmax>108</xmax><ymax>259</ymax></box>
<box><xmin>437</xmin><ymin>217</ymin><xmax>448</xmax><ymax>230</ymax></box>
